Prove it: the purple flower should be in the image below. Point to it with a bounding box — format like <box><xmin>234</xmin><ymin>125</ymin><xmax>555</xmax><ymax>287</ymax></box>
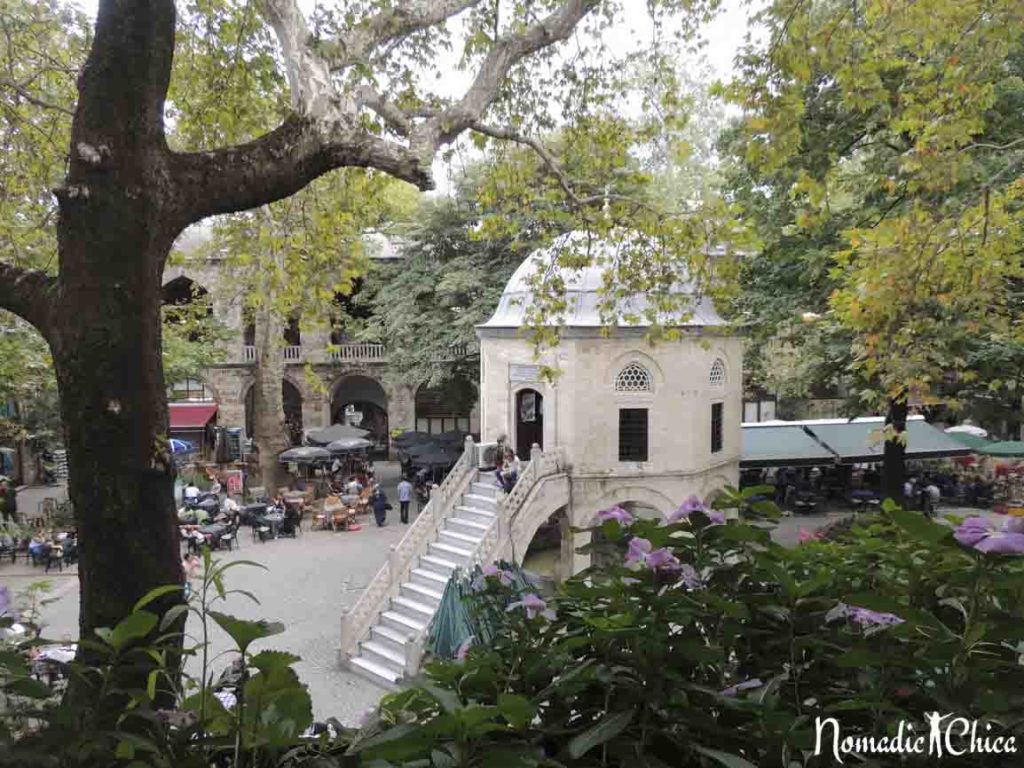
<box><xmin>625</xmin><ymin>537</ymin><xmax>683</xmax><ymax>571</ymax></box>
<box><xmin>481</xmin><ymin>563</ymin><xmax>514</xmax><ymax>586</ymax></box>
<box><xmin>721</xmin><ymin>678</ymin><xmax>763</xmax><ymax>697</ymax></box>
<box><xmin>677</xmin><ymin>563</ymin><xmax>703</xmax><ymax>589</ymax></box>
<box><xmin>625</xmin><ymin>537</ymin><xmax>652</xmax><ymax>564</ymax></box>
<box><xmin>455</xmin><ymin>636</ymin><xmax>474</xmax><ymax>663</ymax></box>
<box><xmin>595</xmin><ymin>506</ymin><xmax>634</xmax><ymax>527</ymax></box>
<box><xmin>826</xmin><ymin>602</ymin><xmax>904</xmax><ymax>627</ymax></box>
<box><xmin>666</xmin><ymin>495</ymin><xmax>725</xmax><ymax>526</ymax></box>
<box><xmin>507</xmin><ymin>593</ymin><xmax>556</xmax><ymax>621</ymax></box>
<box><xmin>954</xmin><ymin>516</ymin><xmax>1024</xmax><ymax>555</ymax></box>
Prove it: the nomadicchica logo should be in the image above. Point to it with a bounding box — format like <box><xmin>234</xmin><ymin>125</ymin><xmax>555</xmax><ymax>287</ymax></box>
<box><xmin>814</xmin><ymin>713</ymin><xmax>1017</xmax><ymax>763</ymax></box>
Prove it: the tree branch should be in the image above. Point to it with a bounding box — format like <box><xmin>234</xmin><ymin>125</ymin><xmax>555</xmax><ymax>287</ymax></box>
<box><xmin>470</xmin><ymin>121</ymin><xmax>580</xmax><ymax>203</ymax></box>
<box><xmin>333</xmin><ymin>0</ymin><xmax>483</xmax><ymax>70</ymax></box>
<box><xmin>0</xmin><ymin>77</ymin><xmax>74</xmax><ymax>116</ymax></box>
<box><xmin>0</xmin><ymin>260</ymin><xmax>57</xmax><ymax>339</ymax></box>
<box><xmin>416</xmin><ymin>0</ymin><xmax>600</xmax><ymax>152</ymax></box>
<box><xmin>172</xmin><ymin>114</ymin><xmax>432</xmax><ymax>224</ymax></box>
<box><xmin>356</xmin><ymin>85</ymin><xmax>412</xmax><ymax>135</ymax></box>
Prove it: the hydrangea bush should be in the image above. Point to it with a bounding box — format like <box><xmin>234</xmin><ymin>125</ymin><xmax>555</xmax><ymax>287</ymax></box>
<box><xmin>353</xmin><ymin>490</ymin><xmax>1024</xmax><ymax>767</ymax></box>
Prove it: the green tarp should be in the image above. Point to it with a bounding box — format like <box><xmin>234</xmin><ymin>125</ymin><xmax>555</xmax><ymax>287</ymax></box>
<box><xmin>428</xmin><ymin>561</ymin><xmax>536</xmax><ymax>661</ymax></box>
<box><xmin>741</xmin><ymin>425</ymin><xmax>838</xmax><ymax>468</ymax></box>
<box><xmin>946</xmin><ymin>432</ymin><xmax>990</xmax><ymax>451</ymax></box>
<box><xmin>803</xmin><ymin>420</ymin><xmax>970</xmax><ymax>464</ymax></box>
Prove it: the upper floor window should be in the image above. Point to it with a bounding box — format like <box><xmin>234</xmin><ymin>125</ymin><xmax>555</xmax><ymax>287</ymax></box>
<box><xmin>168</xmin><ymin>378</ymin><xmax>213</xmax><ymax>402</ymax></box>
<box><xmin>709</xmin><ymin>359</ymin><xmax>726</xmax><ymax>387</ymax></box>
<box><xmin>615</xmin><ymin>363</ymin><xmax>652</xmax><ymax>393</ymax></box>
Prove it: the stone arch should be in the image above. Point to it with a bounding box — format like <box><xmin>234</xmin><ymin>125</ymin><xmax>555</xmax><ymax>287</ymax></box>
<box><xmin>604</xmin><ymin>348</ymin><xmax>665</xmax><ymax>390</ymax></box>
<box><xmin>507</xmin><ymin>475</ymin><xmax>571</xmax><ymax>563</ymax></box>
<box><xmin>330</xmin><ymin>373</ymin><xmax>389</xmax><ymax>455</ymax></box>
<box><xmin>584</xmin><ymin>485</ymin><xmax>677</xmax><ymax>521</ymax></box>
<box><xmin>521</xmin><ymin>504</ymin><xmax>573</xmax><ymax>587</ymax></box>
<box><xmin>161</xmin><ymin>275</ymin><xmax>210</xmax><ymax>306</ymax></box>
<box><xmin>241</xmin><ymin>375</ymin><xmax>305</xmax><ymax>445</ymax></box>
<box><xmin>701</xmin><ymin>473</ymin><xmax>735</xmax><ymax>500</ymax></box>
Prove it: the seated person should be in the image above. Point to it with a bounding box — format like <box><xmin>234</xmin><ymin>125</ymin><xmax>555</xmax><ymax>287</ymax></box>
<box><xmin>183</xmin><ymin>482</ymin><xmax>200</xmax><ymax>506</ymax></box>
<box><xmin>270</xmin><ymin>495</ymin><xmax>286</xmax><ymax>515</ymax></box>
<box><xmin>216</xmin><ymin>496</ymin><xmax>241</xmax><ymax>524</ymax></box>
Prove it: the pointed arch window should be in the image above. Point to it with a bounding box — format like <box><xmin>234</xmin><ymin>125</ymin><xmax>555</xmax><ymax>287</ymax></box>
<box><xmin>709</xmin><ymin>359</ymin><xmax>726</xmax><ymax>387</ymax></box>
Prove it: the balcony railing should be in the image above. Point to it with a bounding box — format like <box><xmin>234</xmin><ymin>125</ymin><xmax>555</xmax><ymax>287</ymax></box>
<box><xmin>283</xmin><ymin>345</ymin><xmax>302</xmax><ymax>362</ymax></box>
<box><xmin>329</xmin><ymin>342</ymin><xmax>386</xmax><ymax>363</ymax></box>
<box><xmin>242</xmin><ymin>345</ymin><xmax>258</xmax><ymax>362</ymax></box>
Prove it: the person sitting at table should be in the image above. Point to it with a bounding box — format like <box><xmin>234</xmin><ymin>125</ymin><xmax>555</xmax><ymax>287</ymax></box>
<box><xmin>270</xmin><ymin>495</ymin><xmax>286</xmax><ymax>515</ymax></box>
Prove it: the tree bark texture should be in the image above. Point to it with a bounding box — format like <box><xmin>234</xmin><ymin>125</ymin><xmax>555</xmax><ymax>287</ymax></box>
<box><xmin>881</xmin><ymin>398</ymin><xmax>908</xmax><ymax>503</ymax></box>
<box><xmin>252</xmin><ymin>305</ymin><xmax>290</xmax><ymax>491</ymax></box>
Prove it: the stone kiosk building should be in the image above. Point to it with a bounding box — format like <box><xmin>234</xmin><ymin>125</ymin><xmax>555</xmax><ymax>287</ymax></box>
<box><xmin>477</xmin><ymin>232</ymin><xmax>743</xmax><ymax>575</ymax></box>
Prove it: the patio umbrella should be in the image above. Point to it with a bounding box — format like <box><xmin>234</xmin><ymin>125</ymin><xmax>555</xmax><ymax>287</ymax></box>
<box><xmin>945</xmin><ymin>424</ymin><xmax>989</xmax><ymax>438</ymax></box>
<box><xmin>946</xmin><ymin>432</ymin><xmax>989</xmax><ymax>451</ymax></box>
<box><xmin>325</xmin><ymin>437</ymin><xmax>373</xmax><ymax>454</ymax></box>
<box><xmin>277</xmin><ymin>446</ymin><xmax>331</xmax><ymax>465</ymax></box>
<box><xmin>401</xmin><ymin>441</ymin><xmax>445</xmax><ymax>457</ymax></box>
<box><xmin>410</xmin><ymin>449</ymin><xmax>457</xmax><ymax>469</ymax></box>
<box><xmin>306</xmin><ymin>423</ymin><xmax>370</xmax><ymax>445</ymax></box>
<box><xmin>436</xmin><ymin>430</ymin><xmax>469</xmax><ymax>447</ymax></box>
<box><xmin>392</xmin><ymin>430</ymin><xmax>434</xmax><ymax>447</ymax></box>
<box><xmin>170</xmin><ymin>439</ymin><xmax>195</xmax><ymax>455</ymax></box>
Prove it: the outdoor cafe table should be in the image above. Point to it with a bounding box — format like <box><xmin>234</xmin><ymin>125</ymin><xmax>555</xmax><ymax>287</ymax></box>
<box><xmin>263</xmin><ymin>511</ymin><xmax>285</xmax><ymax>538</ymax></box>
<box><xmin>198</xmin><ymin>522</ymin><xmax>228</xmax><ymax>547</ymax></box>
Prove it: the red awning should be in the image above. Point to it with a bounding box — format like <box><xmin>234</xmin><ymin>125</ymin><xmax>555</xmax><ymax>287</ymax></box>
<box><xmin>169</xmin><ymin>403</ymin><xmax>218</xmax><ymax>429</ymax></box>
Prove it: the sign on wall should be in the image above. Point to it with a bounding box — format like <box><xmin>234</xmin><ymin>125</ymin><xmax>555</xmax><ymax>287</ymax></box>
<box><xmin>509</xmin><ymin>363</ymin><xmax>540</xmax><ymax>383</ymax></box>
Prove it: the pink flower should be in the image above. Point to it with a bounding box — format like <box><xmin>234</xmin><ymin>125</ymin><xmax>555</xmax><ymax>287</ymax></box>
<box><xmin>507</xmin><ymin>593</ymin><xmax>556</xmax><ymax>621</ymax></box>
<box><xmin>954</xmin><ymin>516</ymin><xmax>1024</xmax><ymax>554</ymax></box>
<box><xmin>798</xmin><ymin>528</ymin><xmax>823</xmax><ymax>544</ymax></box>
<box><xmin>645</xmin><ymin>547</ymin><xmax>680</xmax><ymax>570</ymax></box>
<box><xmin>595</xmin><ymin>506</ymin><xmax>634</xmax><ymax>526</ymax></box>
<box><xmin>625</xmin><ymin>537</ymin><xmax>652</xmax><ymax>564</ymax></box>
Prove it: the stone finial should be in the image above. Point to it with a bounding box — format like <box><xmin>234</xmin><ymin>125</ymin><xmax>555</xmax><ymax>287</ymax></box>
<box><xmin>531</xmin><ymin>443</ymin><xmax>542</xmax><ymax>461</ymax></box>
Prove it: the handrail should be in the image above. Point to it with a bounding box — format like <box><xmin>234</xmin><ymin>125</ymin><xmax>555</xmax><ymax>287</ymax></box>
<box><xmin>340</xmin><ymin>437</ymin><xmax>477</xmax><ymax>658</ymax></box>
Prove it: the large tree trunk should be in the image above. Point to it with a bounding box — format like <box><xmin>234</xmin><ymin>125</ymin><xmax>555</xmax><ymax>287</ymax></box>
<box><xmin>253</xmin><ymin>305</ymin><xmax>290</xmax><ymax>491</ymax></box>
<box><xmin>881</xmin><ymin>398</ymin><xmax>908</xmax><ymax>503</ymax></box>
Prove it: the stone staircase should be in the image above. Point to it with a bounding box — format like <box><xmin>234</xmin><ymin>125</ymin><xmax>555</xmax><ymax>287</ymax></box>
<box><xmin>347</xmin><ymin>471</ymin><xmax>500</xmax><ymax>688</ymax></box>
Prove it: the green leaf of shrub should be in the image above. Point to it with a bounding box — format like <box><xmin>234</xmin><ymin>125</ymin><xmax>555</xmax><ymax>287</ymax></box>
<box><xmin>109</xmin><ymin>611</ymin><xmax>158</xmax><ymax>650</ymax></box>
<box><xmin>694</xmin><ymin>745</ymin><xmax>758</xmax><ymax>768</ymax></box>
<box><xmin>208</xmin><ymin>611</ymin><xmax>284</xmax><ymax>653</ymax></box>
<box><xmin>567</xmin><ymin>708</ymin><xmax>635</xmax><ymax>758</ymax></box>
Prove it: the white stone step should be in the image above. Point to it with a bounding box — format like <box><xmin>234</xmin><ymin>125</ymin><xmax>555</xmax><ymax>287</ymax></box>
<box><xmin>419</xmin><ymin>554</ymin><xmax>458</xmax><ymax>575</ymax></box>
<box><xmin>463</xmin><ymin>494</ymin><xmax>497</xmax><ymax>509</ymax></box>
<box><xmin>439</xmin><ymin>529</ymin><xmax>483</xmax><ymax>547</ymax></box>
<box><xmin>392</xmin><ymin>595</ymin><xmax>435</xmax><ymax>619</ymax></box>
<box><xmin>361</xmin><ymin>639</ymin><xmax>406</xmax><ymax>668</ymax></box>
<box><xmin>371</xmin><ymin>624</ymin><xmax>411</xmax><ymax>655</ymax></box>
<box><xmin>455</xmin><ymin>506</ymin><xmax>495</xmax><ymax>523</ymax></box>
<box><xmin>470</xmin><ymin>482</ymin><xmax>498</xmax><ymax>498</ymax></box>
<box><xmin>350</xmin><ymin>654</ymin><xmax>402</xmax><ymax>686</ymax></box>
<box><xmin>401</xmin><ymin>581</ymin><xmax>443</xmax><ymax>604</ymax></box>
<box><xmin>381</xmin><ymin>610</ymin><xmax>426</xmax><ymax>633</ymax></box>
<box><xmin>447</xmin><ymin>516</ymin><xmax>491</xmax><ymax>534</ymax></box>
<box><xmin>411</xmin><ymin>567</ymin><xmax>450</xmax><ymax>589</ymax></box>
<box><xmin>429</xmin><ymin>541</ymin><xmax>473</xmax><ymax>562</ymax></box>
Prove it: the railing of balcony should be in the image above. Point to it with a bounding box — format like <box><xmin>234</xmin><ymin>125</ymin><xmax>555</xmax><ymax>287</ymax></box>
<box><xmin>329</xmin><ymin>342</ymin><xmax>387</xmax><ymax>363</ymax></box>
<box><xmin>242</xmin><ymin>345</ymin><xmax>258</xmax><ymax>362</ymax></box>
<box><xmin>283</xmin><ymin>345</ymin><xmax>303</xmax><ymax>362</ymax></box>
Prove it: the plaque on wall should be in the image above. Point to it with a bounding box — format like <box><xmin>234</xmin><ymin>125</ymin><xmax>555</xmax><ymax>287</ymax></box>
<box><xmin>509</xmin><ymin>363</ymin><xmax>540</xmax><ymax>383</ymax></box>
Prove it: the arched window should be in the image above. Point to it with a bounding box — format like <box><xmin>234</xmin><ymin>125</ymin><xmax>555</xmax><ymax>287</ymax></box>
<box><xmin>709</xmin><ymin>359</ymin><xmax>726</xmax><ymax>387</ymax></box>
<box><xmin>615</xmin><ymin>363</ymin><xmax>652</xmax><ymax>393</ymax></box>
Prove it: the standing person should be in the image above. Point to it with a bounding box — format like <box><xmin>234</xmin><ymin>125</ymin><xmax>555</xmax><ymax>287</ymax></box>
<box><xmin>371</xmin><ymin>488</ymin><xmax>389</xmax><ymax>527</ymax></box>
<box><xmin>0</xmin><ymin>479</ymin><xmax>16</xmax><ymax>522</ymax></box>
<box><xmin>397</xmin><ymin>476</ymin><xmax>413</xmax><ymax>524</ymax></box>
<box><xmin>925</xmin><ymin>479</ymin><xmax>941</xmax><ymax>518</ymax></box>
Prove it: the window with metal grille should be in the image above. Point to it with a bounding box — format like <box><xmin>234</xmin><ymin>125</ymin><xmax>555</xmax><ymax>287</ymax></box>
<box><xmin>168</xmin><ymin>378</ymin><xmax>212</xmax><ymax>402</ymax></box>
<box><xmin>619</xmin><ymin>408</ymin><xmax>649</xmax><ymax>461</ymax></box>
<box><xmin>615</xmin><ymin>363</ymin><xmax>652</xmax><ymax>393</ymax></box>
<box><xmin>711</xmin><ymin>402</ymin><xmax>723</xmax><ymax>453</ymax></box>
<box><xmin>709</xmin><ymin>358</ymin><xmax>726</xmax><ymax>386</ymax></box>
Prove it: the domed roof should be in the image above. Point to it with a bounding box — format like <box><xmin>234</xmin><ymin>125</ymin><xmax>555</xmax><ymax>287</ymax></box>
<box><xmin>480</xmin><ymin>231</ymin><xmax>727</xmax><ymax>330</ymax></box>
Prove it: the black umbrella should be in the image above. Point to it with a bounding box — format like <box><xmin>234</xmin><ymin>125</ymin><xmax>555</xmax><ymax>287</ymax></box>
<box><xmin>392</xmin><ymin>430</ymin><xmax>433</xmax><ymax>446</ymax></box>
<box><xmin>307</xmin><ymin>424</ymin><xmax>370</xmax><ymax>445</ymax></box>
<box><xmin>410</xmin><ymin>449</ymin><xmax>458</xmax><ymax>469</ymax></box>
<box><xmin>436</xmin><ymin>430</ymin><xmax>469</xmax><ymax>446</ymax></box>
<box><xmin>326</xmin><ymin>437</ymin><xmax>373</xmax><ymax>454</ymax></box>
<box><xmin>277</xmin><ymin>446</ymin><xmax>331</xmax><ymax>465</ymax></box>
<box><xmin>401</xmin><ymin>441</ymin><xmax>445</xmax><ymax>458</ymax></box>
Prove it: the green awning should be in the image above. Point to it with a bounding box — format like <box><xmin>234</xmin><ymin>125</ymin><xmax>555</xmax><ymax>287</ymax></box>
<box><xmin>804</xmin><ymin>420</ymin><xmax>970</xmax><ymax>464</ymax></box>
<box><xmin>978</xmin><ymin>440</ymin><xmax>1024</xmax><ymax>458</ymax></box>
<box><xmin>740</xmin><ymin>425</ymin><xmax>838</xmax><ymax>468</ymax></box>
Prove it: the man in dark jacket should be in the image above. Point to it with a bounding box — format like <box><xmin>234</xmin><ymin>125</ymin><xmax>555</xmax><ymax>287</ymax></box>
<box><xmin>0</xmin><ymin>480</ymin><xmax>16</xmax><ymax>522</ymax></box>
<box><xmin>371</xmin><ymin>488</ymin><xmax>389</xmax><ymax>527</ymax></box>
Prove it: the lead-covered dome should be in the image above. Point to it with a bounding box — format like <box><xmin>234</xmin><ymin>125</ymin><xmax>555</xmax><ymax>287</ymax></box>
<box><xmin>480</xmin><ymin>231</ymin><xmax>726</xmax><ymax>330</ymax></box>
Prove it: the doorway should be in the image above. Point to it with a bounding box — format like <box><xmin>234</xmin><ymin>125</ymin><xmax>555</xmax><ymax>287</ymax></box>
<box><xmin>515</xmin><ymin>389</ymin><xmax>543</xmax><ymax>459</ymax></box>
